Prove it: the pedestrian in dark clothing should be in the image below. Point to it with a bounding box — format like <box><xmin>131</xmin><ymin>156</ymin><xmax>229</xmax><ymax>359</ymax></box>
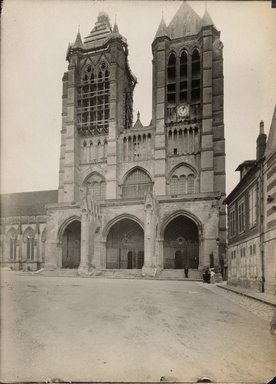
<box><xmin>184</xmin><ymin>266</ymin><xmax>189</xmax><ymax>278</ymax></box>
<box><xmin>204</xmin><ymin>267</ymin><xmax>211</xmax><ymax>283</ymax></box>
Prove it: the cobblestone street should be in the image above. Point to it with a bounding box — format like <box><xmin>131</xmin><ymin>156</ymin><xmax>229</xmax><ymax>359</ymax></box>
<box><xmin>201</xmin><ymin>283</ymin><xmax>275</xmax><ymax>323</ymax></box>
<box><xmin>1</xmin><ymin>272</ymin><xmax>275</xmax><ymax>382</ymax></box>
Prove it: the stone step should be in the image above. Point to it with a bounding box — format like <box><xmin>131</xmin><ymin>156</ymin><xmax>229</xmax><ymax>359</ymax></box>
<box><xmin>158</xmin><ymin>269</ymin><xmax>202</xmax><ymax>280</ymax></box>
<box><xmin>95</xmin><ymin>269</ymin><xmax>143</xmax><ymax>278</ymax></box>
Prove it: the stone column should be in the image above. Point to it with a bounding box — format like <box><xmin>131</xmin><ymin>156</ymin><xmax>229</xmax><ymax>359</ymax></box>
<box><xmin>142</xmin><ymin>193</ymin><xmax>158</xmax><ymax>276</ymax></box>
<box><xmin>78</xmin><ymin>212</ymin><xmax>92</xmax><ymax>276</ymax></box>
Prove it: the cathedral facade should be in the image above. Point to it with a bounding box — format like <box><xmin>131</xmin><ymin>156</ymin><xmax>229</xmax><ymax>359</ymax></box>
<box><xmin>1</xmin><ymin>3</ymin><xmax>226</xmax><ymax>277</ymax></box>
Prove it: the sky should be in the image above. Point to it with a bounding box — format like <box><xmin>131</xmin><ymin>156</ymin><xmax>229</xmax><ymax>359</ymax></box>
<box><xmin>1</xmin><ymin>0</ymin><xmax>276</xmax><ymax>195</ymax></box>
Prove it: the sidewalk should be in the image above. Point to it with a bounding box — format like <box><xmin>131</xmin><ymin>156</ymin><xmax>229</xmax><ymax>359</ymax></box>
<box><xmin>217</xmin><ymin>281</ymin><xmax>276</xmax><ymax>308</ymax></box>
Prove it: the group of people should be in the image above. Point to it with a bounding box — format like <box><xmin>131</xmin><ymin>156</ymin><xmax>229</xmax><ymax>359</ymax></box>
<box><xmin>183</xmin><ymin>266</ymin><xmax>212</xmax><ymax>283</ymax></box>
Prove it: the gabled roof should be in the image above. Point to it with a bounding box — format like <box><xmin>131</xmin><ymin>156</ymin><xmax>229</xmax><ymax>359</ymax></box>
<box><xmin>235</xmin><ymin>160</ymin><xmax>257</xmax><ymax>172</ymax></box>
<box><xmin>133</xmin><ymin>112</ymin><xmax>144</xmax><ymax>130</ymax></box>
<box><xmin>265</xmin><ymin>105</ymin><xmax>276</xmax><ymax>159</ymax></box>
<box><xmin>168</xmin><ymin>1</ymin><xmax>202</xmax><ymax>39</ymax></box>
<box><xmin>0</xmin><ymin>190</ymin><xmax>58</xmax><ymax>217</ymax></box>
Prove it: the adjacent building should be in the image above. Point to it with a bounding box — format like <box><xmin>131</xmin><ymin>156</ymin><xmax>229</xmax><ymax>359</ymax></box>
<box><xmin>1</xmin><ymin>3</ymin><xmax>226</xmax><ymax>277</ymax></box>
<box><xmin>224</xmin><ymin>108</ymin><xmax>276</xmax><ymax>294</ymax></box>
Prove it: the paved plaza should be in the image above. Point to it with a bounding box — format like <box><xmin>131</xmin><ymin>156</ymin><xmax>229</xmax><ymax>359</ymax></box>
<box><xmin>0</xmin><ymin>271</ymin><xmax>275</xmax><ymax>382</ymax></box>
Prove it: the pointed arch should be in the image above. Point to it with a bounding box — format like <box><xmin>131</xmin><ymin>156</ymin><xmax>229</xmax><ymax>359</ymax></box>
<box><xmin>57</xmin><ymin>216</ymin><xmax>81</xmax><ymax>244</ymax></box>
<box><xmin>102</xmin><ymin>213</ymin><xmax>144</xmax><ymax>240</ymax></box>
<box><xmin>122</xmin><ymin>167</ymin><xmax>153</xmax><ymax>198</ymax></box>
<box><xmin>160</xmin><ymin>210</ymin><xmax>202</xmax><ymax>240</ymax></box>
<box><xmin>168</xmin><ymin>163</ymin><xmax>198</xmax><ymax>196</ymax></box>
<box><xmin>5</xmin><ymin>227</ymin><xmax>17</xmax><ymax>242</ymax></box>
<box><xmin>169</xmin><ymin>162</ymin><xmax>198</xmax><ymax>178</ymax></box>
<box><xmin>23</xmin><ymin>226</ymin><xmax>35</xmax><ymax>242</ymax></box>
<box><xmin>83</xmin><ymin>171</ymin><xmax>106</xmax><ymax>201</ymax></box>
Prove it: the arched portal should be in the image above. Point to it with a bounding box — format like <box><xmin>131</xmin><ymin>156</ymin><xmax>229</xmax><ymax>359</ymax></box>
<box><xmin>106</xmin><ymin>219</ymin><xmax>144</xmax><ymax>269</ymax></box>
<box><xmin>62</xmin><ymin>220</ymin><xmax>81</xmax><ymax>268</ymax></box>
<box><xmin>163</xmin><ymin>215</ymin><xmax>199</xmax><ymax>269</ymax></box>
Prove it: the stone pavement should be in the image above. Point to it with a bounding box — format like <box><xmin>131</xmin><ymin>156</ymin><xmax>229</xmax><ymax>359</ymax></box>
<box><xmin>202</xmin><ymin>282</ymin><xmax>275</xmax><ymax>323</ymax></box>
<box><xmin>217</xmin><ymin>282</ymin><xmax>276</xmax><ymax>307</ymax></box>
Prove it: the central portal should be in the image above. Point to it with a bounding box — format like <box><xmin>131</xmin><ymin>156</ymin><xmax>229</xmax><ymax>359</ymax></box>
<box><xmin>106</xmin><ymin>219</ymin><xmax>144</xmax><ymax>269</ymax></box>
<box><xmin>164</xmin><ymin>215</ymin><xmax>199</xmax><ymax>269</ymax></box>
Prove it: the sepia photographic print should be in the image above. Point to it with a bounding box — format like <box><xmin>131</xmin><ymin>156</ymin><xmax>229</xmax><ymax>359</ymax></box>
<box><xmin>1</xmin><ymin>0</ymin><xmax>276</xmax><ymax>383</ymax></box>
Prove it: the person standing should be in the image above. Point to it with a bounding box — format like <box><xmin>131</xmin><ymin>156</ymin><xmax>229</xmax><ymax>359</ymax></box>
<box><xmin>204</xmin><ymin>267</ymin><xmax>211</xmax><ymax>283</ymax></box>
<box><xmin>184</xmin><ymin>266</ymin><xmax>189</xmax><ymax>278</ymax></box>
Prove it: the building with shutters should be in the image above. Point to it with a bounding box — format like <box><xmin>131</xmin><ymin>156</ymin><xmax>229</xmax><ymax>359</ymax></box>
<box><xmin>224</xmin><ymin>107</ymin><xmax>276</xmax><ymax>294</ymax></box>
<box><xmin>0</xmin><ymin>3</ymin><xmax>226</xmax><ymax>277</ymax></box>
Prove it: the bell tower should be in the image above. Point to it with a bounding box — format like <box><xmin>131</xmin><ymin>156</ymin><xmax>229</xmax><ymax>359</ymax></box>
<box><xmin>152</xmin><ymin>1</ymin><xmax>226</xmax><ymax>267</ymax></box>
<box><xmin>152</xmin><ymin>1</ymin><xmax>225</xmax><ymax>195</ymax></box>
<box><xmin>58</xmin><ymin>13</ymin><xmax>136</xmax><ymax>204</ymax></box>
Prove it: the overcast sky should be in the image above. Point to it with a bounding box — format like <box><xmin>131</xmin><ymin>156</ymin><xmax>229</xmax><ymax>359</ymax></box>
<box><xmin>1</xmin><ymin>0</ymin><xmax>276</xmax><ymax>195</ymax></box>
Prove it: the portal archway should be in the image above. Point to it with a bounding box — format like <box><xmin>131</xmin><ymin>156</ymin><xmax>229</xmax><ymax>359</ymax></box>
<box><xmin>61</xmin><ymin>220</ymin><xmax>81</xmax><ymax>268</ymax></box>
<box><xmin>106</xmin><ymin>219</ymin><xmax>144</xmax><ymax>269</ymax></box>
<box><xmin>163</xmin><ymin>215</ymin><xmax>199</xmax><ymax>269</ymax></box>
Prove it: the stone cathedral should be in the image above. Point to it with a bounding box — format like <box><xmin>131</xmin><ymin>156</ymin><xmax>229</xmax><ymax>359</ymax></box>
<box><xmin>0</xmin><ymin>2</ymin><xmax>226</xmax><ymax>277</ymax></box>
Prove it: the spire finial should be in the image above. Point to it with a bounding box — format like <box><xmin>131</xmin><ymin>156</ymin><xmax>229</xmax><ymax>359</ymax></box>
<box><xmin>137</xmin><ymin>111</ymin><xmax>140</xmax><ymax>120</ymax></box>
<box><xmin>113</xmin><ymin>14</ymin><xmax>119</xmax><ymax>33</ymax></box>
<box><xmin>78</xmin><ymin>24</ymin><xmax>80</xmax><ymax>33</ymax></box>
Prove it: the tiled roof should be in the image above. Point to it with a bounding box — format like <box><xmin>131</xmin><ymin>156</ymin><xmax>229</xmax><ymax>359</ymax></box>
<box><xmin>0</xmin><ymin>190</ymin><xmax>58</xmax><ymax>217</ymax></box>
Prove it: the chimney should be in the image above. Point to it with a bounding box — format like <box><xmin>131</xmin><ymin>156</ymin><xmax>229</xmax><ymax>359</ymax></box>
<box><xmin>256</xmin><ymin>120</ymin><xmax>267</xmax><ymax>161</ymax></box>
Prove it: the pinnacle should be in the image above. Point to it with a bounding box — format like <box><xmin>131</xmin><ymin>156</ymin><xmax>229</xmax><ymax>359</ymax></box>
<box><xmin>73</xmin><ymin>29</ymin><xmax>83</xmax><ymax>49</ymax></box>
<box><xmin>202</xmin><ymin>8</ymin><xmax>215</xmax><ymax>27</ymax></box>
<box><xmin>154</xmin><ymin>16</ymin><xmax>168</xmax><ymax>40</ymax></box>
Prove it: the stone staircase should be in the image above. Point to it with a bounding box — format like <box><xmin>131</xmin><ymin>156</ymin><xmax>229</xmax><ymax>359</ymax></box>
<box><xmin>157</xmin><ymin>269</ymin><xmax>202</xmax><ymax>281</ymax></box>
<box><xmin>17</xmin><ymin>267</ymin><xmax>203</xmax><ymax>281</ymax></box>
<box><xmin>92</xmin><ymin>269</ymin><xmax>143</xmax><ymax>279</ymax></box>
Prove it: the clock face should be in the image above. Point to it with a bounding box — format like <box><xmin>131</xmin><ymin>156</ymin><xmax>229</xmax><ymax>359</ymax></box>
<box><xmin>177</xmin><ymin>105</ymin><xmax>189</xmax><ymax>117</ymax></box>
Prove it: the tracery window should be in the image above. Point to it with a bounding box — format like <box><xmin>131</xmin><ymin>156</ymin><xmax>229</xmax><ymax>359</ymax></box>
<box><xmin>122</xmin><ymin>168</ymin><xmax>152</xmax><ymax>198</ymax></box>
<box><xmin>85</xmin><ymin>173</ymin><xmax>106</xmax><ymax>201</ymax></box>
<box><xmin>77</xmin><ymin>61</ymin><xmax>110</xmax><ymax>136</ymax></box>
<box><xmin>169</xmin><ymin>165</ymin><xmax>197</xmax><ymax>196</ymax></box>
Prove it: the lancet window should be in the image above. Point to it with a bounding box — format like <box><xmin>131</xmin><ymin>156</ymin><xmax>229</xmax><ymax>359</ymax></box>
<box><xmin>23</xmin><ymin>227</ymin><xmax>35</xmax><ymax>261</ymax></box>
<box><xmin>167</xmin><ymin>126</ymin><xmax>200</xmax><ymax>155</ymax></box>
<box><xmin>77</xmin><ymin>61</ymin><xmax>110</xmax><ymax>136</ymax></box>
<box><xmin>7</xmin><ymin>228</ymin><xmax>17</xmax><ymax>261</ymax></box>
<box><xmin>81</xmin><ymin>138</ymin><xmax>107</xmax><ymax>164</ymax></box>
<box><xmin>121</xmin><ymin>133</ymin><xmax>152</xmax><ymax>162</ymax></box>
<box><xmin>166</xmin><ymin>48</ymin><xmax>201</xmax><ymax>123</ymax></box>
